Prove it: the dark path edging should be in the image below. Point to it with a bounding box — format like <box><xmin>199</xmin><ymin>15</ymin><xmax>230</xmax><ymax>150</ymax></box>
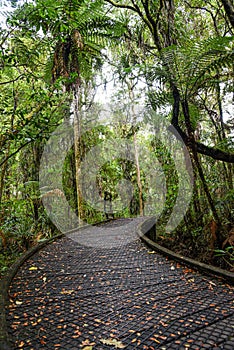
<box><xmin>0</xmin><ymin>233</ymin><xmax>64</xmax><ymax>349</ymax></box>
<box><xmin>137</xmin><ymin>218</ymin><xmax>234</xmax><ymax>286</ymax></box>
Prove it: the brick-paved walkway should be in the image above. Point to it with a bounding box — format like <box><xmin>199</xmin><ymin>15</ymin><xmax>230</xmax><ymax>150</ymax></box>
<box><xmin>6</xmin><ymin>218</ymin><xmax>234</xmax><ymax>349</ymax></box>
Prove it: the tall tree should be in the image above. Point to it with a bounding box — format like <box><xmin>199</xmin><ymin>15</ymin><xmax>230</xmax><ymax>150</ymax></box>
<box><xmin>104</xmin><ymin>0</ymin><xmax>233</xmax><ymax>245</ymax></box>
<box><xmin>105</xmin><ymin>0</ymin><xmax>234</xmax><ymax>163</ymax></box>
<box><xmin>11</xmin><ymin>0</ymin><xmax>122</xmax><ymax>221</ymax></box>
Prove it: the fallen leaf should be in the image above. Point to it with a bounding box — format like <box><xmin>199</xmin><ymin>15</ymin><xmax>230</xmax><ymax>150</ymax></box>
<box><xmin>81</xmin><ymin>340</ymin><xmax>95</xmax><ymax>347</ymax></box>
<box><xmin>100</xmin><ymin>338</ymin><xmax>125</xmax><ymax>348</ymax></box>
<box><xmin>183</xmin><ymin>268</ymin><xmax>193</xmax><ymax>273</ymax></box>
<box><xmin>29</xmin><ymin>267</ymin><xmax>38</xmax><ymax>271</ymax></box>
<box><xmin>188</xmin><ymin>278</ymin><xmax>194</xmax><ymax>283</ymax></box>
<box><xmin>158</xmin><ymin>335</ymin><xmax>167</xmax><ymax>340</ymax></box>
<box><xmin>15</xmin><ymin>301</ymin><xmax>23</xmax><ymax>305</ymax></box>
<box><xmin>60</xmin><ymin>289</ymin><xmax>74</xmax><ymax>295</ymax></box>
<box><xmin>209</xmin><ymin>281</ymin><xmax>216</xmax><ymax>286</ymax></box>
<box><xmin>150</xmin><ymin>337</ymin><xmax>160</xmax><ymax>344</ymax></box>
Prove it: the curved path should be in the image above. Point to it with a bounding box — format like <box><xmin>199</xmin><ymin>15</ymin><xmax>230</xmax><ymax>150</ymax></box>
<box><xmin>6</xmin><ymin>218</ymin><xmax>234</xmax><ymax>349</ymax></box>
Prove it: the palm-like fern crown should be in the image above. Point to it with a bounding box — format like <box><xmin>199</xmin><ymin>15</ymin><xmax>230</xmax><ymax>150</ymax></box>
<box><xmin>161</xmin><ymin>36</ymin><xmax>234</xmax><ymax>98</ymax></box>
<box><xmin>8</xmin><ymin>0</ymin><xmax>124</xmax><ymax>88</ymax></box>
<box><xmin>146</xmin><ymin>35</ymin><xmax>233</xmax><ymax>109</ymax></box>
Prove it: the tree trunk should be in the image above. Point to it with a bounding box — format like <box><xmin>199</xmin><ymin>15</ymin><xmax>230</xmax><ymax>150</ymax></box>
<box><xmin>72</xmin><ymin>85</ymin><xmax>83</xmax><ymax>223</ymax></box>
<box><xmin>128</xmin><ymin>82</ymin><xmax>144</xmax><ymax>216</ymax></box>
<box><xmin>220</xmin><ymin>0</ymin><xmax>234</xmax><ymax>28</ymax></box>
<box><xmin>133</xmin><ymin>132</ymin><xmax>144</xmax><ymax>216</ymax></box>
<box><xmin>0</xmin><ymin>144</ymin><xmax>10</xmax><ymax>207</ymax></box>
<box><xmin>181</xmin><ymin>99</ymin><xmax>223</xmax><ymax>245</ymax></box>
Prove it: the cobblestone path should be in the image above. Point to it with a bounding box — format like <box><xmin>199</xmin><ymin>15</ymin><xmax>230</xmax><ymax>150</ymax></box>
<box><xmin>6</xmin><ymin>218</ymin><xmax>234</xmax><ymax>349</ymax></box>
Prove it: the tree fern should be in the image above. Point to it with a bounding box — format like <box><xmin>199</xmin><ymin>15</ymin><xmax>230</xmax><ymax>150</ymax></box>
<box><xmin>160</xmin><ymin>36</ymin><xmax>234</xmax><ymax>98</ymax></box>
<box><xmin>9</xmin><ymin>0</ymin><xmax>125</xmax><ymax>88</ymax></box>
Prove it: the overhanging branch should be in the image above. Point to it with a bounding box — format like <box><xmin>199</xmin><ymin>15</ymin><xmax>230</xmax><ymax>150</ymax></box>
<box><xmin>170</xmin><ymin>123</ymin><xmax>234</xmax><ymax>163</ymax></box>
<box><xmin>104</xmin><ymin>0</ymin><xmax>137</xmax><ymax>12</ymax></box>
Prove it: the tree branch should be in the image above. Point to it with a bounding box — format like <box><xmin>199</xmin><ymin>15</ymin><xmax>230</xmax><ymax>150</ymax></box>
<box><xmin>141</xmin><ymin>0</ymin><xmax>157</xmax><ymax>35</ymax></box>
<box><xmin>0</xmin><ymin>74</ymin><xmax>25</xmax><ymax>85</ymax></box>
<box><xmin>184</xmin><ymin>0</ymin><xmax>220</xmax><ymax>35</ymax></box>
<box><xmin>170</xmin><ymin>123</ymin><xmax>234</xmax><ymax>163</ymax></box>
<box><xmin>130</xmin><ymin>0</ymin><xmax>153</xmax><ymax>31</ymax></box>
<box><xmin>0</xmin><ymin>140</ymin><xmax>33</xmax><ymax>167</ymax></box>
<box><xmin>105</xmin><ymin>0</ymin><xmax>160</xmax><ymax>47</ymax></box>
<box><xmin>104</xmin><ymin>0</ymin><xmax>137</xmax><ymax>12</ymax></box>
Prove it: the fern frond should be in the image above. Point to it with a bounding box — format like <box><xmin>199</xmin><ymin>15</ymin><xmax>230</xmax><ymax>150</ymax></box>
<box><xmin>147</xmin><ymin>90</ymin><xmax>173</xmax><ymax>110</ymax></box>
<box><xmin>160</xmin><ymin>36</ymin><xmax>234</xmax><ymax>97</ymax></box>
<box><xmin>189</xmin><ymin>50</ymin><xmax>234</xmax><ymax>95</ymax></box>
<box><xmin>44</xmin><ymin>54</ymin><xmax>54</xmax><ymax>83</ymax></box>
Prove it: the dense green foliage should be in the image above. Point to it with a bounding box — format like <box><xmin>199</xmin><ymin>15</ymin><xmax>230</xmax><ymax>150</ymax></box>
<box><xmin>0</xmin><ymin>0</ymin><xmax>233</xmax><ymax>274</ymax></box>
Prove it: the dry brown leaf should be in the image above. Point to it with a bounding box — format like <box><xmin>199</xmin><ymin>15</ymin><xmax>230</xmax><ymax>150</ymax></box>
<box><xmin>81</xmin><ymin>340</ymin><xmax>95</xmax><ymax>346</ymax></box>
<box><xmin>100</xmin><ymin>338</ymin><xmax>125</xmax><ymax>348</ymax></box>
<box><xmin>60</xmin><ymin>289</ymin><xmax>74</xmax><ymax>295</ymax></box>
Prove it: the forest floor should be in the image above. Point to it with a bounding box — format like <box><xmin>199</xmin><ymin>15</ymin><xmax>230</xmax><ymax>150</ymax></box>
<box><xmin>156</xmin><ymin>233</ymin><xmax>234</xmax><ymax>273</ymax></box>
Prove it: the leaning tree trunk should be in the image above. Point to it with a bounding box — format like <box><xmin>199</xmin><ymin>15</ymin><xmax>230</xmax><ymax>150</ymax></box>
<box><xmin>181</xmin><ymin>99</ymin><xmax>223</xmax><ymax>246</ymax></box>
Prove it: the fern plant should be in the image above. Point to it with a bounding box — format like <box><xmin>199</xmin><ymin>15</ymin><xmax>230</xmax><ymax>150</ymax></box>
<box><xmin>160</xmin><ymin>35</ymin><xmax>234</xmax><ymax>99</ymax></box>
<box><xmin>9</xmin><ymin>0</ymin><xmax>125</xmax><ymax>87</ymax></box>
